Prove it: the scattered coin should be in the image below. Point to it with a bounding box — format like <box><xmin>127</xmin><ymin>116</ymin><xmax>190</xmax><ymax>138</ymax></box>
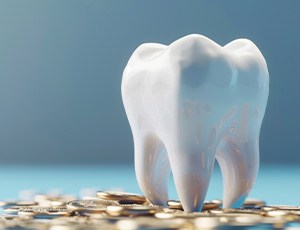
<box><xmin>166</xmin><ymin>200</ymin><xmax>182</xmax><ymax>209</ymax></box>
<box><xmin>18</xmin><ymin>207</ymin><xmax>70</xmax><ymax>219</ymax></box>
<box><xmin>3</xmin><ymin>206</ymin><xmax>25</xmax><ymax>215</ymax></box>
<box><xmin>203</xmin><ymin>201</ymin><xmax>221</xmax><ymax>210</ymax></box>
<box><xmin>96</xmin><ymin>191</ymin><xmax>147</xmax><ymax>204</ymax></box>
<box><xmin>67</xmin><ymin>199</ymin><xmax>118</xmax><ymax>212</ymax></box>
<box><xmin>167</xmin><ymin>199</ymin><xmax>220</xmax><ymax>210</ymax></box>
<box><xmin>243</xmin><ymin>198</ymin><xmax>266</xmax><ymax>208</ymax></box>
<box><xmin>211</xmin><ymin>199</ymin><xmax>222</xmax><ymax>206</ymax></box>
<box><xmin>194</xmin><ymin>216</ymin><xmax>221</xmax><ymax>228</ymax></box>
<box><xmin>262</xmin><ymin>205</ymin><xmax>300</xmax><ymax>211</ymax></box>
<box><xmin>0</xmin><ymin>200</ymin><xmax>38</xmax><ymax>208</ymax></box>
<box><xmin>209</xmin><ymin>208</ymin><xmax>264</xmax><ymax>215</ymax></box>
<box><xmin>154</xmin><ymin>212</ymin><xmax>175</xmax><ymax>219</ymax></box>
<box><xmin>1</xmin><ymin>189</ymin><xmax>299</xmax><ymax>229</ymax></box>
<box><xmin>106</xmin><ymin>205</ymin><xmax>160</xmax><ymax>217</ymax></box>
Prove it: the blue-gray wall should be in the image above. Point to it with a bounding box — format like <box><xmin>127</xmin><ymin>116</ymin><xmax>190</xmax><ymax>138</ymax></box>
<box><xmin>0</xmin><ymin>1</ymin><xmax>299</xmax><ymax>164</ymax></box>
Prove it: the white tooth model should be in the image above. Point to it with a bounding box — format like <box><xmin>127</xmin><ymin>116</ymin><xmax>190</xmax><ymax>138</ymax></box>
<box><xmin>121</xmin><ymin>34</ymin><xmax>269</xmax><ymax>212</ymax></box>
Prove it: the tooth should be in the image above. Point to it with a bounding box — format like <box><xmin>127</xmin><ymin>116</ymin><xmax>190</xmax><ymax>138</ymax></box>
<box><xmin>122</xmin><ymin>34</ymin><xmax>269</xmax><ymax>212</ymax></box>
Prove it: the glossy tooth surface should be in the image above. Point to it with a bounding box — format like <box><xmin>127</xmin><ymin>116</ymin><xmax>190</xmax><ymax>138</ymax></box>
<box><xmin>122</xmin><ymin>34</ymin><xmax>269</xmax><ymax>212</ymax></box>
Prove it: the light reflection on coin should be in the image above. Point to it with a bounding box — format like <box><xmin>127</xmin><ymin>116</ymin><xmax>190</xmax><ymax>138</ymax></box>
<box><xmin>0</xmin><ymin>200</ymin><xmax>38</xmax><ymax>208</ymax></box>
<box><xmin>1</xmin><ymin>190</ymin><xmax>300</xmax><ymax>229</ymax></box>
<box><xmin>106</xmin><ymin>205</ymin><xmax>160</xmax><ymax>217</ymax></box>
<box><xmin>166</xmin><ymin>200</ymin><xmax>182</xmax><ymax>209</ymax></box>
<box><xmin>167</xmin><ymin>199</ymin><xmax>220</xmax><ymax>211</ymax></box>
<box><xmin>67</xmin><ymin>199</ymin><xmax>118</xmax><ymax>212</ymax></box>
<box><xmin>96</xmin><ymin>191</ymin><xmax>147</xmax><ymax>204</ymax></box>
<box><xmin>17</xmin><ymin>207</ymin><xmax>70</xmax><ymax>219</ymax></box>
<box><xmin>263</xmin><ymin>205</ymin><xmax>300</xmax><ymax>211</ymax></box>
<box><xmin>243</xmin><ymin>198</ymin><xmax>266</xmax><ymax>208</ymax></box>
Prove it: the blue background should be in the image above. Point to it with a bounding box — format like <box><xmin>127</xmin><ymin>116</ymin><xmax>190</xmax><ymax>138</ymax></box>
<box><xmin>0</xmin><ymin>0</ymin><xmax>299</xmax><ymax>165</ymax></box>
<box><xmin>0</xmin><ymin>165</ymin><xmax>299</xmax><ymax>206</ymax></box>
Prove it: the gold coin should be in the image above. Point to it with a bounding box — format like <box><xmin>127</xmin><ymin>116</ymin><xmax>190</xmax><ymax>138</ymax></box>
<box><xmin>220</xmin><ymin>214</ymin><xmax>263</xmax><ymax>227</ymax></box>
<box><xmin>154</xmin><ymin>212</ymin><xmax>175</xmax><ymax>219</ymax></box>
<box><xmin>262</xmin><ymin>205</ymin><xmax>300</xmax><ymax>211</ymax></box>
<box><xmin>116</xmin><ymin>219</ymin><xmax>139</xmax><ymax>230</ymax></box>
<box><xmin>3</xmin><ymin>191</ymin><xmax>300</xmax><ymax>228</ymax></box>
<box><xmin>85</xmin><ymin>213</ymin><xmax>108</xmax><ymax>219</ymax></box>
<box><xmin>3</xmin><ymin>206</ymin><xmax>21</xmax><ymax>215</ymax></box>
<box><xmin>96</xmin><ymin>191</ymin><xmax>146</xmax><ymax>204</ymax></box>
<box><xmin>173</xmin><ymin>212</ymin><xmax>211</xmax><ymax>219</ymax></box>
<box><xmin>203</xmin><ymin>202</ymin><xmax>221</xmax><ymax>210</ymax></box>
<box><xmin>0</xmin><ymin>200</ymin><xmax>38</xmax><ymax>208</ymax></box>
<box><xmin>211</xmin><ymin>199</ymin><xmax>223</xmax><ymax>206</ymax></box>
<box><xmin>162</xmin><ymin>208</ymin><xmax>184</xmax><ymax>214</ymax></box>
<box><xmin>17</xmin><ymin>207</ymin><xmax>70</xmax><ymax>219</ymax></box>
<box><xmin>135</xmin><ymin>217</ymin><xmax>187</xmax><ymax>229</ymax></box>
<box><xmin>106</xmin><ymin>205</ymin><xmax>159</xmax><ymax>217</ymax></box>
<box><xmin>209</xmin><ymin>208</ymin><xmax>263</xmax><ymax>216</ymax></box>
<box><xmin>166</xmin><ymin>200</ymin><xmax>182</xmax><ymax>209</ymax></box>
<box><xmin>167</xmin><ymin>200</ymin><xmax>220</xmax><ymax>211</ymax></box>
<box><xmin>66</xmin><ymin>199</ymin><xmax>117</xmax><ymax>212</ymax></box>
<box><xmin>264</xmin><ymin>210</ymin><xmax>288</xmax><ymax>217</ymax></box>
<box><xmin>194</xmin><ymin>216</ymin><xmax>221</xmax><ymax>228</ymax></box>
<box><xmin>243</xmin><ymin>198</ymin><xmax>266</xmax><ymax>208</ymax></box>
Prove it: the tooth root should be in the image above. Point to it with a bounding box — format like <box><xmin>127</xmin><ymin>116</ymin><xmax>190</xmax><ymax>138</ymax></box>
<box><xmin>216</xmin><ymin>133</ymin><xmax>259</xmax><ymax>208</ymax></box>
<box><xmin>167</xmin><ymin>145</ymin><xmax>215</xmax><ymax>212</ymax></box>
<box><xmin>134</xmin><ymin>134</ymin><xmax>171</xmax><ymax>206</ymax></box>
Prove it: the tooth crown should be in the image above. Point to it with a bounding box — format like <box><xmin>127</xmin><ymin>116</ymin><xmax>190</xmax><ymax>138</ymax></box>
<box><xmin>122</xmin><ymin>34</ymin><xmax>269</xmax><ymax>212</ymax></box>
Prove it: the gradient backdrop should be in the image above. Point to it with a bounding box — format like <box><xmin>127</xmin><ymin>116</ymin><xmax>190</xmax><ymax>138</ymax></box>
<box><xmin>0</xmin><ymin>1</ymin><xmax>299</xmax><ymax>164</ymax></box>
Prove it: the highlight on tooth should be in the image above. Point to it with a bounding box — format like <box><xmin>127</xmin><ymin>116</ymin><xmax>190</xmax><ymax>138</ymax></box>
<box><xmin>121</xmin><ymin>34</ymin><xmax>269</xmax><ymax>212</ymax></box>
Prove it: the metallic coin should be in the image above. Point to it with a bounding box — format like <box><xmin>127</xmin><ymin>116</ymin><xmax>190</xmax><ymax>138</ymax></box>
<box><xmin>209</xmin><ymin>208</ymin><xmax>264</xmax><ymax>216</ymax></box>
<box><xmin>220</xmin><ymin>215</ymin><xmax>262</xmax><ymax>227</ymax></box>
<box><xmin>85</xmin><ymin>213</ymin><xmax>108</xmax><ymax>219</ymax></box>
<box><xmin>173</xmin><ymin>212</ymin><xmax>211</xmax><ymax>219</ymax></box>
<box><xmin>106</xmin><ymin>205</ymin><xmax>159</xmax><ymax>217</ymax></box>
<box><xmin>3</xmin><ymin>206</ymin><xmax>22</xmax><ymax>215</ymax></box>
<box><xmin>96</xmin><ymin>191</ymin><xmax>146</xmax><ymax>204</ymax></box>
<box><xmin>66</xmin><ymin>199</ymin><xmax>117</xmax><ymax>212</ymax></box>
<box><xmin>0</xmin><ymin>200</ymin><xmax>38</xmax><ymax>208</ymax></box>
<box><xmin>154</xmin><ymin>212</ymin><xmax>175</xmax><ymax>219</ymax></box>
<box><xmin>135</xmin><ymin>217</ymin><xmax>187</xmax><ymax>229</ymax></box>
<box><xmin>211</xmin><ymin>199</ymin><xmax>223</xmax><ymax>206</ymax></box>
<box><xmin>167</xmin><ymin>200</ymin><xmax>182</xmax><ymax>209</ymax></box>
<box><xmin>194</xmin><ymin>217</ymin><xmax>221</xmax><ymax>228</ymax></box>
<box><xmin>167</xmin><ymin>200</ymin><xmax>220</xmax><ymax>211</ymax></box>
<box><xmin>0</xmin><ymin>191</ymin><xmax>298</xmax><ymax>229</ymax></box>
<box><xmin>262</xmin><ymin>205</ymin><xmax>300</xmax><ymax>211</ymax></box>
<box><xmin>17</xmin><ymin>207</ymin><xmax>70</xmax><ymax>219</ymax></box>
<box><xmin>203</xmin><ymin>201</ymin><xmax>221</xmax><ymax>210</ymax></box>
<box><xmin>0</xmin><ymin>200</ymin><xmax>18</xmax><ymax>207</ymax></box>
<box><xmin>162</xmin><ymin>208</ymin><xmax>185</xmax><ymax>215</ymax></box>
<box><xmin>116</xmin><ymin>219</ymin><xmax>139</xmax><ymax>230</ymax></box>
<box><xmin>264</xmin><ymin>210</ymin><xmax>288</xmax><ymax>217</ymax></box>
<box><xmin>243</xmin><ymin>198</ymin><xmax>266</xmax><ymax>208</ymax></box>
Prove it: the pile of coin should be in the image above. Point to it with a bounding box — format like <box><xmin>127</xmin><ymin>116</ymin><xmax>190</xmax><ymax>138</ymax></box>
<box><xmin>0</xmin><ymin>190</ymin><xmax>299</xmax><ymax>229</ymax></box>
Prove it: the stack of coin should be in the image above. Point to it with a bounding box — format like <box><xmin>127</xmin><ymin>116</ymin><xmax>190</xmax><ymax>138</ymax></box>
<box><xmin>1</xmin><ymin>190</ymin><xmax>300</xmax><ymax>229</ymax></box>
<box><xmin>96</xmin><ymin>191</ymin><xmax>148</xmax><ymax>204</ymax></box>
